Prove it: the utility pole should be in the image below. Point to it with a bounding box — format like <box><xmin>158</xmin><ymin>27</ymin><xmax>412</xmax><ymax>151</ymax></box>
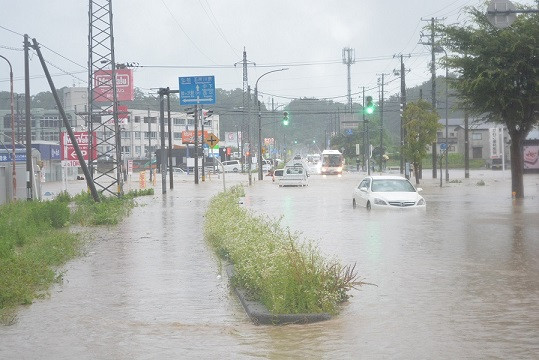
<box><xmin>464</xmin><ymin>111</ymin><xmax>470</xmax><ymax>178</ymax></box>
<box><xmin>247</xmin><ymin>85</ymin><xmax>252</xmax><ymax>185</ymax></box>
<box><xmin>234</xmin><ymin>48</ymin><xmax>255</xmax><ymax>174</ymax></box>
<box><xmin>362</xmin><ymin>87</ymin><xmax>366</xmax><ymax>171</ymax></box>
<box><xmin>393</xmin><ymin>54</ymin><xmax>410</xmax><ymax>175</ymax></box>
<box><xmin>147</xmin><ymin>106</ymin><xmax>152</xmax><ymax>182</ymax></box>
<box><xmin>421</xmin><ymin>17</ymin><xmax>443</xmax><ymax>178</ymax></box>
<box><xmin>430</xmin><ymin>17</ymin><xmax>437</xmax><ymax>179</ymax></box>
<box><xmin>342</xmin><ymin>48</ymin><xmax>356</xmax><ymax>113</ymax></box>
<box><xmin>377</xmin><ymin>73</ymin><xmax>389</xmax><ymax>172</ymax></box>
<box><xmin>24</xmin><ymin>34</ymin><xmax>32</xmax><ymax>201</ymax></box>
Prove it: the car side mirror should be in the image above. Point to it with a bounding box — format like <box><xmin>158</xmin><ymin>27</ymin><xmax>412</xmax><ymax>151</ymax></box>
<box><xmin>416</xmin><ymin>187</ymin><xmax>423</xmax><ymax>192</ymax></box>
<box><xmin>360</xmin><ymin>186</ymin><xmax>368</xmax><ymax>192</ymax></box>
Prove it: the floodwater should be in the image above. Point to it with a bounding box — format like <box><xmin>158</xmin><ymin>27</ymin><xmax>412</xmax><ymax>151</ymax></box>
<box><xmin>1</xmin><ymin>170</ymin><xmax>538</xmax><ymax>359</ymax></box>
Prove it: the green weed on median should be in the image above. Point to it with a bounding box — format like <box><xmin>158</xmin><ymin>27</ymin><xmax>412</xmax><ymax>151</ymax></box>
<box><xmin>204</xmin><ymin>186</ymin><xmax>366</xmax><ymax>315</ymax></box>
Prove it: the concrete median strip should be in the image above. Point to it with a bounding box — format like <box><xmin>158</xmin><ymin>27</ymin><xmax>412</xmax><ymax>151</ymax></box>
<box><xmin>225</xmin><ymin>264</ymin><xmax>332</xmax><ymax>325</ymax></box>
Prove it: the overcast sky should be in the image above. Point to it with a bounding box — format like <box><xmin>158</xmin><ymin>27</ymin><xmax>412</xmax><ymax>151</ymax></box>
<box><xmin>1</xmin><ymin>0</ymin><xmax>536</xmax><ymax>108</ymax></box>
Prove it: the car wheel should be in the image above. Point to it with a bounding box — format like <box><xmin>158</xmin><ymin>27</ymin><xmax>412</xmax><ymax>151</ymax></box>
<box><xmin>366</xmin><ymin>201</ymin><xmax>371</xmax><ymax>211</ymax></box>
<box><xmin>353</xmin><ymin>199</ymin><xmax>356</xmax><ymax>209</ymax></box>
<box><xmin>233</xmin><ymin>168</ymin><xmax>238</xmax><ymax>172</ymax></box>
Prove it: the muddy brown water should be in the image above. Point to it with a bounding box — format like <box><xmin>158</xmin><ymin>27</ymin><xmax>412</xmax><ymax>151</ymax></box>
<box><xmin>1</xmin><ymin>170</ymin><xmax>538</xmax><ymax>359</ymax></box>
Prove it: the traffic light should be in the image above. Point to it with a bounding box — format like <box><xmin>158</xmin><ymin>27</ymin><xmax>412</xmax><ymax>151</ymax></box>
<box><xmin>282</xmin><ymin>111</ymin><xmax>289</xmax><ymax>126</ymax></box>
<box><xmin>365</xmin><ymin>96</ymin><xmax>374</xmax><ymax>115</ymax></box>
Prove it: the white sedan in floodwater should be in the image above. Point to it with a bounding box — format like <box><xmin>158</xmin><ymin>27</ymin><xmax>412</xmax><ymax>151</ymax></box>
<box><xmin>353</xmin><ymin>175</ymin><xmax>426</xmax><ymax>210</ymax></box>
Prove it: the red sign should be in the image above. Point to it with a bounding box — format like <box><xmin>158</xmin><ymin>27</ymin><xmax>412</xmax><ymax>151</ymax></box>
<box><xmin>61</xmin><ymin>132</ymin><xmax>97</xmax><ymax>163</ymax></box>
<box><xmin>118</xmin><ymin>105</ymin><xmax>128</xmax><ymax>119</ymax></box>
<box><xmin>93</xmin><ymin>69</ymin><xmax>134</xmax><ymax>102</ymax></box>
<box><xmin>181</xmin><ymin>130</ymin><xmax>209</xmax><ymax>144</ymax></box>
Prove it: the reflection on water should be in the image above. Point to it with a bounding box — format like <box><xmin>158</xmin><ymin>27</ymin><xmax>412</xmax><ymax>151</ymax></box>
<box><xmin>1</xmin><ymin>172</ymin><xmax>538</xmax><ymax>359</ymax></box>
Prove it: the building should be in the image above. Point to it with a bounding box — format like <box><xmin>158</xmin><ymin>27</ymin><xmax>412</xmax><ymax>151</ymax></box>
<box><xmin>436</xmin><ymin>118</ymin><xmax>511</xmax><ymax>166</ymax></box>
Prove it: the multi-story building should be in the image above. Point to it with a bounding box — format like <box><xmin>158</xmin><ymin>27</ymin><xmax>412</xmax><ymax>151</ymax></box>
<box><xmin>119</xmin><ymin>109</ymin><xmax>219</xmax><ymax>160</ymax></box>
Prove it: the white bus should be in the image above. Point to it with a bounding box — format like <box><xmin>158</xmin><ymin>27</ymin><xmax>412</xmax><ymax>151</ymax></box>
<box><xmin>320</xmin><ymin>150</ymin><xmax>344</xmax><ymax>175</ymax></box>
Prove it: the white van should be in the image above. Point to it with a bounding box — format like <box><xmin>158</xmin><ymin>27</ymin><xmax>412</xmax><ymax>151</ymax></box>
<box><xmin>221</xmin><ymin>160</ymin><xmax>241</xmax><ymax>172</ymax></box>
<box><xmin>278</xmin><ymin>165</ymin><xmax>308</xmax><ymax>187</ymax></box>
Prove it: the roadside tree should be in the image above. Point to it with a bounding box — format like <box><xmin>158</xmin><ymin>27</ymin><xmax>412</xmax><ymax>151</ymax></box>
<box><xmin>402</xmin><ymin>100</ymin><xmax>441</xmax><ymax>184</ymax></box>
<box><xmin>438</xmin><ymin>7</ymin><xmax>538</xmax><ymax>198</ymax></box>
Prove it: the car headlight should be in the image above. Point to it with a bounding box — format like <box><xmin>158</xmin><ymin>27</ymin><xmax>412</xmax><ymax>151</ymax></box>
<box><xmin>373</xmin><ymin>198</ymin><xmax>387</xmax><ymax>205</ymax></box>
<box><xmin>417</xmin><ymin>198</ymin><xmax>425</xmax><ymax>206</ymax></box>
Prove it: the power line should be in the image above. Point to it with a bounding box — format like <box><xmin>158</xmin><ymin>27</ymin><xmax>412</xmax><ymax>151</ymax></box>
<box><xmin>198</xmin><ymin>0</ymin><xmax>239</xmax><ymax>58</ymax></box>
<box><xmin>159</xmin><ymin>0</ymin><xmax>216</xmax><ymax>64</ymax></box>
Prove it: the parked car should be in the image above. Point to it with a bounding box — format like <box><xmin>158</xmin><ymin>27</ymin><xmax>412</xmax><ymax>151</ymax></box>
<box><xmin>272</xmin><ymin>168</ymin><xmax>284</xmax><ymax>182</ymax></box>
<box><xmin>221</xmin><ymin>160</ymin><xmax>241</xmax><ymax>173</ymax></box>
<box><xmin>352</xmin><ymin>175</ymin><xmax>426</xmax><ymax>210</ymax></box>
<box><xmin>279</xmin><ymin>165</ymin><xmax>308</xmax><ymax>187</ymax></box>
<box><xmin>490</xmin><ymin>157</ymin><xmax>503</xmax><ymax>170</ymax></box>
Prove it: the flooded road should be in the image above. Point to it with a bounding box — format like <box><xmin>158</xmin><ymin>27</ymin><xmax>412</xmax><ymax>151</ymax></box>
<box><xmin>1</xmin><ymin>170</ymin><xmax>538</xmax><ymax>359</ymax></box>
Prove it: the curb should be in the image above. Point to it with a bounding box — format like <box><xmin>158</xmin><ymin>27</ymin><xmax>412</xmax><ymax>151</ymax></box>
<box><xmin>225</xmin><ymin>264</ymin><xmax>332</xmax><ymax>325</ymax></box>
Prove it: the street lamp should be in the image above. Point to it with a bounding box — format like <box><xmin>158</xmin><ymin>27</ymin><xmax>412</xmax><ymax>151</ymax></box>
<box><xmin>255</xmin><ymin>68</ymin><xmax>289</xmax><ymax>180</ymax></box>
<box><xmin>0</xmin><ymin>55</ymin><xmax>17</xmax><ymax>200</ymax></box>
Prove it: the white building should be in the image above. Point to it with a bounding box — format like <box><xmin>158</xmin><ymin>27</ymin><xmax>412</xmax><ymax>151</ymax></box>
<box><xmin>120</xmin><ymin>109</ymin><xmax>220</xmax><ymax>160</ymax></box>
<box><xmin>61</xmin><ymin>87</ymin><xmax>220</xmax><ymax>160</ymax></box>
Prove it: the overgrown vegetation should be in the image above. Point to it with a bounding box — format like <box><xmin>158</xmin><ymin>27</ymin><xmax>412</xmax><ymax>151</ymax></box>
<box><xmin>0</xmin><ymin>189</ymin><xmax>152</xmax><ymax>319</ymax></box>
<box><xmin>204</xmin><ymin>186</ymin><xmax>367</xmax><ymax>315</ymax></box>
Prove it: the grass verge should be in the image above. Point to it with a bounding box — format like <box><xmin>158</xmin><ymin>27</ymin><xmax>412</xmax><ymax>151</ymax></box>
<box><xmin>204</xmin><ymin>186</ymin><xmax>367</xmax><ymax>315</ymax></box>
<box><xmin>0</xmin><ymin>188</ymin><xmax>153</xmax><ymax>321</ymax></box>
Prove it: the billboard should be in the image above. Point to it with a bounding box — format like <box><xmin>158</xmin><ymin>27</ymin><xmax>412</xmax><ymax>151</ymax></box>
<box><xmin>224</xmin><ymin>131</ymin><xmax>242</xmax><ymax>147</ymax></box>
<box><xmin>523</xmin><ymin>144</ymin><xmax>539</xmax><ymax>170</ymax></box>
<box><xmin>181</xmin><ymin>130</ymin><xmax>209</xmax><ymax>144</ymax></box>
<box><xmin>61</xmin><ymin>132</ymin><xmax>97</xmax><ymax>167</ymax></box>
<box><xmin>93</xmin><ymin>69</ymin><xmax>134</xmax><ymax>102</ymax></box>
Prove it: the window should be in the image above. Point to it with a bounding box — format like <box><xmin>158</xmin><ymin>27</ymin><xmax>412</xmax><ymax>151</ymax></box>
<box><xmin>472</xmin><ymin>147</ymin><xmax>483</xmax><ymax>159</ymax></box>
<box><xmin>472</xmin><ymin>133</ymin><xmax>482</xmax><ymax>140</ymax></box>
<box><xmin>135</xmin><ymin>146</ymin><xmax>141</xmax><ymax>155</ymax></box>
<box><xmin>174</xmin><ymin>118</ymin><xmax>185</xmax><ymax>126</ymax></box>
<box><xmin>174</xmin><ymin>132</ymin><xmax>181</xmax><ymax>140</ymax></box>
<box><xmin>121</xmin><ymin>131</ymin><xmax>130</xmax><ymax>139</ymax></box>
<box><xmin>135</xmin><ymin>116</ymin><xmax>141</xmax><ymax>123</ymax></box>
<box><xmin>144</xmin><ymin>131</ymin><xmax>157</xmax><ymax>139</ymax></box>
<box><xmin>134</xmin><ymin>132</ymin><xmax>141</xmax><ymax>139</ymax></box>
<box><xmin>121</xmin><ymin>146</ymin><xmax>130</xmax><ymax>154</ymax></box>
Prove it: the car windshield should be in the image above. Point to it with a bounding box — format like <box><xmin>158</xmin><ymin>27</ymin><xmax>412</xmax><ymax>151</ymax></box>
<box><xmin>371</xmin><ymin>179</ymin><xmax>415</xmax><ymax>192</ymax></box>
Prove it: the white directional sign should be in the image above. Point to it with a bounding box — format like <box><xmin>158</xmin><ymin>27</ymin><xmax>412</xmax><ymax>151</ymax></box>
<box><xmin>179</xmin><ymin>76</ymin><xmax>216</xmax><ymax>105</ymax></box>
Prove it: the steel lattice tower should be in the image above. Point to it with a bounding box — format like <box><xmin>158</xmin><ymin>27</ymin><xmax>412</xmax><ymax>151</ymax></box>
<box><xmin>342</xmin><ymin>47</ymin><xmax>355</xmax><ymax>113</ymax></box>
<box><xmin>87</xmin><ymin>0</ymin><xmax>123</xmax><ymax>196</ymax></box>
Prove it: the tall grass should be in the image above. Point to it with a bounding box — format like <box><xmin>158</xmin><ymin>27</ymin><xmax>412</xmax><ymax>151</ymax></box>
<box><xmin>0</xmin><ymin>189</ymin><xmax>151</xmax><ymax>318</ymax></box>
<box><xmin>204</xmin><ymin>186</ymin><xmax>365</xmax><ymax>315</ymax></box>
<box><xmin>0</xmin><ymin>199</ymin><xmax>77</xmax><ymax>312</ymax></box>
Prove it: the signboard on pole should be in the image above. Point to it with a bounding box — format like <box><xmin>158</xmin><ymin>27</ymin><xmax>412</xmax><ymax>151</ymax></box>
<box><xmin>178</xmin><ymin>76</ymin><xmax>216</xmax><ymax>105</ymax></box>
<box><xmin>205</xmin><ymin>133</ymin><xmax>220</xmax><ymax>148</ymax></box>
<box><xmin>489</xmin><ymin>127</ymin><xmax>502</xmax><ymax>158</ymax></box>
<box><xmin>60</xmin><ymin>131</ymin><xmax>97</xmax><ymax>167</ymax></box>
<box><xmin>93</xmin><ymin>69</ymin><xmax>134</xmax><ymax>102</ymax></box>
<box><xmin>182</xmin><ymin>130</ymin><xmax>209</xmax><ymax>144</ymax></box>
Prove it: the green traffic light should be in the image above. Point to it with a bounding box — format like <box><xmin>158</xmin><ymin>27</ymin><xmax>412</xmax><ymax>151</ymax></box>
<box><xmin>365</xmin><ymin>96</ymin><xmax>375</xmax><ymax>115</ymax></box>
<box><xmin>282</xmin><ymin>111</ymin><xmax>289</xmax><ymax>126</ymax></box>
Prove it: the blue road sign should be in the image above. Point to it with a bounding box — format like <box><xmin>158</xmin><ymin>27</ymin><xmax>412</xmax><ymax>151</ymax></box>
<box><xmin>346</xmin><ymin>129</ymin><xmax>353</xmax><ymax>135</ymax></box>
<box><xmin>440</xmin><ymin>143</ymin><xmax>447</xmax><ymax>151</ymax></box>
<box><xmin>179</xmin><ymin>76</ymin><xmax>216</xmax><ymax>105</ymax></box>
